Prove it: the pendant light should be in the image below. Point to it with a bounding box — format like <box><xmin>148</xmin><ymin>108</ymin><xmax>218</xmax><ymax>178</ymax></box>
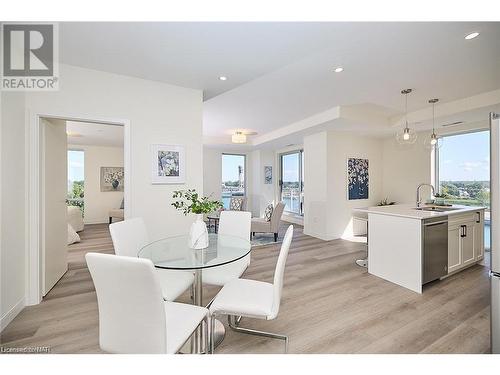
<box><xmin>424</xmin><ymin>98</ymin><xmax>442</xmax><ymax>149</ymax></box>
<box><xmin>396</xmin><ymin>88</ymin><xmax>418</xmax><ymax>145</ymax></box>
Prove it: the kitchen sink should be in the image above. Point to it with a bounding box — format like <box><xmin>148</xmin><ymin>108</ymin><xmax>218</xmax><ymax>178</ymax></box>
<box><xmin>414</xmin><ymin>206</ymin><xmax>460</xmax><ymax>212</ymax></box>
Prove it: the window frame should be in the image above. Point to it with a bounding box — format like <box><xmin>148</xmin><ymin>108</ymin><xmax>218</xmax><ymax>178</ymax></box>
<box><xmin>434</xmin><ymin>128</ymin><xmax>490</xmax><ymax>206</ymax></box>
<box><xmin>279</xmin><ymin>149</ymin><xmax>304</xmax><ymax>215</ymax></box>
<box><xmin>221</xmin><ymin>153</ymin><xmax>247</xmax><ymax>209</ymax></box>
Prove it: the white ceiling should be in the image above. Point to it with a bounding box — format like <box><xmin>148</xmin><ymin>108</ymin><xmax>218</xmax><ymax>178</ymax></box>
<box><xmin>66</xmin><ymin>121</ymin><xmax>124</xmax><ymax>147</ymax></box>
<box><xmin>60</xmin><ymin>22</ymin><xmax>343</xmax><ymax>100</ymax></box>
<box><xmin>59</xmin><ymin>22</ymin><xmax>500</xmax><ymax>146</ymax></box>
<box><xmin>204</xmin><ymin>22</ymin><xmax>500</xmax><ymax>142</ymax></box>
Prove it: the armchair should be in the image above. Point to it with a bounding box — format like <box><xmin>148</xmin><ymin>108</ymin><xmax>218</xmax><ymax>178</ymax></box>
<box><xmin>251</xmin><ymin>202</ymin><xmax>285</xmax><ymax>242</ymax></box>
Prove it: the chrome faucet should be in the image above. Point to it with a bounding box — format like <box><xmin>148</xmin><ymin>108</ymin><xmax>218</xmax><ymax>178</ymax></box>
<box><xmin>416</xmin><ymin>183</ymin><xmax>435</xmax><ymax>208</ymax></box>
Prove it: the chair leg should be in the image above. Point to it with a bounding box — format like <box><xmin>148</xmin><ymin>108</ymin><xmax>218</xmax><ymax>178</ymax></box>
<box><xmin>210</xmin><ymin>313</ymin><xmax>216</xmax><ymax>354</ymax></box>
<box><xmin>274</xmin><ymin>233</ymin><xmax>278</xmax><ymax>242</ymax></box>
<box><xmin>228</xmin><ymin>316</ymin><xmax>288</xmax><ymax>353</ymax></box>
<box><xmin>204</xmin><ymin>315</ymin><xmax>210</xmax><ymax>354</ymax></box>
<box><xmin>228</xmin><ymin>315</ymin><xmax>242</xmax><ymax>327</ymax></box>
<box><xmin>109</xmin><ymin>217</ymin><xmax>112</xmax><ymax>224</ymax></box>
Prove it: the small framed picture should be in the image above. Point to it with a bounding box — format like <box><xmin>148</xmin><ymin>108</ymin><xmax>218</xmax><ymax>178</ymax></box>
<box><xmin>151</xmin><ymin>144</ymin><xmax>185</xmax><ymax>184</ymax></box>
<box><xmin>100</xmin><ymin>167</ymin><xmax>124</xmax><ymax>192</ymax></box>
<box><xmin>264</xmin><ymin>166</ymin><xmax>272</xmax><ymax>184</ymax></box>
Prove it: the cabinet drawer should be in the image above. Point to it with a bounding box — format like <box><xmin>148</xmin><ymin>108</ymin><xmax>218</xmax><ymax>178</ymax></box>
<box><xmin>448</xmin><ymin>212</ymin><xmax>480</xmax><ymax>227</ymax></box>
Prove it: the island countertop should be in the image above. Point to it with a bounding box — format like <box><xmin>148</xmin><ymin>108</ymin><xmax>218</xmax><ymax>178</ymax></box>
<box><xmin>353</xmin><ymin>204</ymin><xmax>486</xmax><ymax>220</ymax></box>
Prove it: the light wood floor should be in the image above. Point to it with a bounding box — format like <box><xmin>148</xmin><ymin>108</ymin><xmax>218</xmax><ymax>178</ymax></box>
<box><xmin>0</xmin><ymin>223</ymin><xmax>491</xmax><ymax>354</ymax></box>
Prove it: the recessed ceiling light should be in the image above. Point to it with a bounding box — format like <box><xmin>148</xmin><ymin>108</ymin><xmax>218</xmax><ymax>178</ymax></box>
<box><xmin>334</xmin><ymin>67</ymin><xmax>344</xmax><ymax>73</ymax></box>
<box><xmin>219</xmin><ymin>76</ymin><xmax>227</xmax><ymax>81</ymax></box>
<box><xmin>465</xmin><ymin>32</ymin><xmax>480</xmax><ymax>40</ymax></box>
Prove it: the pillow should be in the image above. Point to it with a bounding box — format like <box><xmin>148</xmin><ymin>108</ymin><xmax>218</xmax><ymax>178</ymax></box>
<box><xmin>230</xmin><ymin>197</ymin><xmax>244</xmax><ymax>211</ymax></box>
<box><xmin>264</xmin><ymin>204</ymin><xmax>274</xmax><ymax>222</ymax></box>
<box><xmin>67</xmin><ymin>224</ymin><xmax>81</xmax><ymax>245</ymax></box>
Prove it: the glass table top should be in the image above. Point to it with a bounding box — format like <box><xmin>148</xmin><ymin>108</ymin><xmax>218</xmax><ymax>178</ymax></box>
<box><xmin>138</xmin><ymin>233</ymin><xmax>251</xmax><ymax>270</ymax></box>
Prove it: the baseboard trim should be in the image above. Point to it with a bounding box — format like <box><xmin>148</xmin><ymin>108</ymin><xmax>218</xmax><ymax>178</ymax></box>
<box><xmin>282</xmin><ymin>214</ymin><xmax>304</xmax><ymax>226</ymax></box>
<box><xmin>302</xmin><ymin>229</ymin><xmax>339</xmax><ymax>241</ymax></box>
<box><xmin>1</xmin><ymin>298</ymin><xmax>25</xmax><ymax>332</ymax></box>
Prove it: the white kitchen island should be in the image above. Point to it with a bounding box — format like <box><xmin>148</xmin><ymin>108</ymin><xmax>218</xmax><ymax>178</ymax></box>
<box><xmin>354</xmin><ymin>204</ymin><xmax>485</xmax><ymax>293</ymax></box>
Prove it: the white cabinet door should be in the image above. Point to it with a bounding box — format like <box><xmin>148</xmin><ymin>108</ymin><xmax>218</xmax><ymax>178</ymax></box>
<box><xmin>462</xmin><ymin>222</ymin><xmax>476</xmax><ymax>267</ymax></box>
<box><xmin>448</xmin><ymin>226</ymin><xmax>462</xmax><ymax>273</ymax></box>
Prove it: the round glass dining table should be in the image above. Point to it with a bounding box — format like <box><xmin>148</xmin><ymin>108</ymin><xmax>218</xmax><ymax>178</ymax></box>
<box><xmin>138</xmin><ymin>233</ymin><xmax>251</xmax><ymax>353</ymax></box>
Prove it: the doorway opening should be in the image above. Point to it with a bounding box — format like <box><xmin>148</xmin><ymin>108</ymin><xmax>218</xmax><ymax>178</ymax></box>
<box><xmin>33</xmin><ymin>115</ymin><xmax>128</xmax><ymax>302</ymax></box>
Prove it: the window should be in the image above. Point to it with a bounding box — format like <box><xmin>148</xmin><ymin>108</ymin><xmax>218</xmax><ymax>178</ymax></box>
<box><xmin>279</xmin><ymin>150</ymin><xmax>304</xmax><ymax>215</ymax></box>
<box><xmin>437</xmin><ymin>130</ymin><xmax>490</xmax><ymax>249</ymax></box>
<box><xmin>221</xmin><ymin>154</ymin><xmax>246</xmax><ymax>210</ymax></box>
<box><xmin>67</xmin><ymin>150</ymin><xmax>85</xmax><ymax>212</ymax></box>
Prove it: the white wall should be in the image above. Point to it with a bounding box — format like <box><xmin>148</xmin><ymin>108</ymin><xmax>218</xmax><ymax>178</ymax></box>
<box><xmin>250</xmin><ymin>149</ymin><xmax>276</xmax><ymax>217</ymax></box>
<box><xmin>381</xmin><ymin>135</ymin><xmax>433</xmax><ymax>204</ymax></box>
<box><xmin>1</xmin><ymin>64</ymin><xmax>202</xmax><ymax>329</ymax></box>
<box><xmin>203</xmin><ymin>147</ymin><xmax>222</xmax><ymax>201</ymax></box>
<box><xmin>26</xmin><ymin>64</ymin><xmax>203</xmax><ymax>240</ymax></box>
<box><xmin>1</xmin><ymin>92</ymin><xmax>26</xmax><ymax>329</ymax></box>
<box><xmin>326</xmin><ymin>131</ymin><xmax>384</xmax><ymax>239</ymax></box>
<box><xmin>69</xmin><ymin>144</ymin><xmax>124</xmax><ymax>224</ymax></box>
<box><xmin>303</xmin><ymin>132</ymin><xmax>329</xmax><ymax>239</ymax></box>
<box><xmin>302</xmin><ymin>131</ymin><xmax>384</xmax><ymax>240</ymax></box>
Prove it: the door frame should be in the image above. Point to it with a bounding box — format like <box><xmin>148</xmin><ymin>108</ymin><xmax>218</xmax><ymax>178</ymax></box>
<box><xmin>26</xmin><ymin>112</ymin><xmax>131</xmax><ymax>305</ymax></box>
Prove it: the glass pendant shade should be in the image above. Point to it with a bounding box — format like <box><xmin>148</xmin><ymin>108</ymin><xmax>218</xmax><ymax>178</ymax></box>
<box><xmin>423</xmin><ymin>98</ymin><xmax>442</xmax><ymax>149</ymax></box>
<box><xmin>396</xmin><ymin>125</ymin><xmax>418</xmax><ymax>144</ymax></box>
<box><xmin>395</xmin><ymin>88</ymin><xmax>417</xmax><ymax>145</ymax></box>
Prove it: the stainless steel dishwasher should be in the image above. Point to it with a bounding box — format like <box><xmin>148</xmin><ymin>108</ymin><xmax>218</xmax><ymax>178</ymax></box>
<box><xmin>422</xmin><ymin>217</ymin><xmax>449</xmax><ymax>284</ymax></box>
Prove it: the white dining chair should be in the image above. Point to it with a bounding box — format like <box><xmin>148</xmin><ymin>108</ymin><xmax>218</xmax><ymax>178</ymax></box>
<box><xmin>202</xmin><ymin>210</ymin><xmax>252</xmax><ymax>286</ymax></box>
<box><xmin>209</xmin><ymin>225</ymin><xmax>294</xmax><ymax>353</ymax></box>
<box><xmin>109</xmin><ymin>217</ymin><xmax>194</xmax><ymax>301</ymax></box>
<box><xmin>86</xmin><ymin>253</ymin><xmax>209</xmax><ymax>354</ymax></box>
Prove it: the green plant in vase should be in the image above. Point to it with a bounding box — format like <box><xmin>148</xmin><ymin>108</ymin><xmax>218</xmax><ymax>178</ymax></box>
<box><xmin>172</xmin><ymin>189</ymin><xmax>223</xmax><ymax>249</ymax></box>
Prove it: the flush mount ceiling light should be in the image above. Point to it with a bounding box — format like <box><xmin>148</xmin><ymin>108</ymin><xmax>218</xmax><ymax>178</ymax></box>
<box><xmin>231</xmin><ymin>130</ymin><xmax>258</xmax><ymax>144</ymax></box>
<box><xmin>396</xmin><ymin>89</ymin><xmax>418</xmax><ymax>145</ymax></box>
<box><xmin>231</xmin><ymin>131</ymin><xmax>246</xmax><ymax>144</ymax></box>
<box><xmin>219</xmin><ymin>76</ymin><xmax>228</xmax><ymax>81</ymax></box>
<box><xmin>333</xmin><ymin>67</ymin><xmax>344</xmax><ymax>73</ymax></box>
<box><xmin>424</xmin><ymin>98</ymin><xmax>442</xmax><ymax>150</ymax></box>
<box><xmin>465</xmin><ymin>32</ymin><xmax>480</xmax><ymax>40</ymax></box>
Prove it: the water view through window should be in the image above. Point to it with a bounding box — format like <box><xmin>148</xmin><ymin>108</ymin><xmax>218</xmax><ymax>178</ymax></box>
<box><xmin>438</xmin><ymin>130</ymin><xmax>490</xmax><ymax>248</ymax></box>
<box><xmin>221</xmin><ymin>154</ymin><xmax>245</xmax><ymax>209</ymax></box>
<box><xmin>280</xmin><ymin>151</ymin><xmax>304</xmax><ymax>215</ymax></box>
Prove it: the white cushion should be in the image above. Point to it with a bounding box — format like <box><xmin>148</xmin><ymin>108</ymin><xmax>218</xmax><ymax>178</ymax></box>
<box><xmin>156</xmin><ymin>269</ymin><xmax>194</xmax><ymax>301</ymax></box>
<box><xmin>264</xmin><ymin>204</ymin><xmax>273</xmax><ymax>221</ymax></box>
<box><xmin>202</xmin><ymin>256</ymin><xmax>248</xmax><ymax>286</ymax></box>
<box><xmin>164</xmin><ymin>301</ymin><xmax>207</xmax><ymax>354</ymax></box>
<box><xmin>209</xmin><ymin>278</ymin><xmax>274</xmax><ymax>319</ymax></box>
<box><xmin>67</xmin><ymin>224</ymin><xmax>80</xmax><ymax>245</ymax></box>
<box><xmin>68</xmin><ymin>206</ymin><xmax>84</xmax><ymax>232</ymax></box>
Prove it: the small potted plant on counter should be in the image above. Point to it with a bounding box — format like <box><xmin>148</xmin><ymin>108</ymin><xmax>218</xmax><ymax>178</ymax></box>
<box><xmin>434</xmin><ymin>193</ymin><xmax>447</xmax><ymax>206</ymax></box>
<box><xmin>172</xmin><ymin>189</ymin><xmax>223</xmax><ymax>249</ymax></box>
<box><xmin>377</xmin><ymin>197</ymin><xmax>396</xmax><ymax>206</ymax></box>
